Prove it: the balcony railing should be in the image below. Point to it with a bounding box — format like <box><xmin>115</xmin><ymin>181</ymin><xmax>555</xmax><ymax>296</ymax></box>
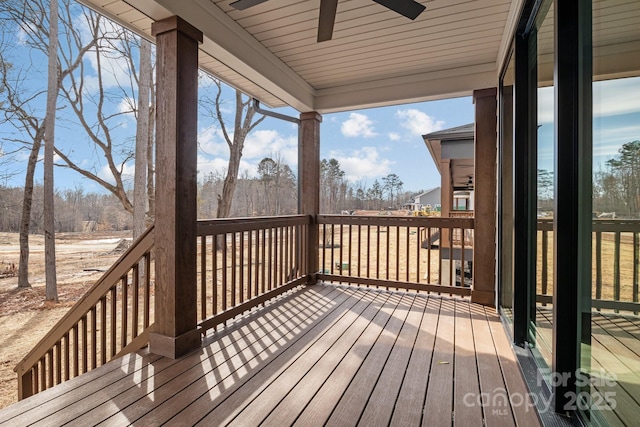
<box><xmin>14</xmin><ymin>227</ymin><xmax>155</xmax><ymax>399</ymax></box>
<box><xmin>14</xmin><ymin>214</ymin><xmax>476</xmax><ymax>400</ymax></box>
<box><xmin>196</xmin><ymin>215</ymin><xmax>310</xmax><ymax>332</ymax></box>
<box><xmin>537</xmin><ymin>218</ymin><xmax>640</xmax><ymax>313</ymax></box>
<box><xmin>317</xmin><ymin>215</ymin><xmax>475</xmax><ymax>295</ymax></box>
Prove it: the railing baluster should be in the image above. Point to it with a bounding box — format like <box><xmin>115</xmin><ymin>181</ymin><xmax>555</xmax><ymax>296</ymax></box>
<box><xmin>240</xmin><ymin>231</ymin><xmax>245</xmax><ymax>303</ymax></box>
<box><xmin>201</xmin><ymin>235</ymin><xmax>207</xmax><ymax>320</ymax></box>
<box><xmin>248</xmin><ymin>229</ymin><xmax>253</xmax><ymax>299</ymax></box>
<box><xmin>614</xmin><ymin>231</ymin><xmax>621</xmax><ymax>311</ymax></box>
<box><xmin>330</xmin><ymin>224</ymin><xmax>335</xmax><ymax>276</ymax></box>
<box><xmin>595</xmin><ymin>231</ymin><xmax>602</xmax><ymax>304</ymax></box>
<box><xmin>121</xmin><ymin>275</ymin><xmax>128</xmax><ymax>349</ymax></box>
<box><xmin>47</xmin><ymin>349</ymin><xmax>53</xmax><ymax>388</ymax></box>
<box><xmin>348</xmin><ymin>224</ymin><xmax>353</xmax><ymax>276</ymax></box>
<box><xmin>110</xmin><ymin>288</ymin><xmax>116</xmax><ymax>357</ymax></box>
<box><xmin>73</xmin><ymin>324</ymin><xmax>79</xmax><ymax>377</ymax></box>
<box><xmin>213</xmin><ymin>234</ymin><xmax>218</xmax><ymax>316</ymax></box>
<box><xmin>406</xmin><ymin>226</ymin><xmax>410</xmax><ymax>283</ymax></box>
<box><xmin>91</xmin><ymin>307</ymin><xmax>97</xmax><ymax>369</ymax></box>
<box><xmin>39</xmin><ymin>359</ymin><xmax>45</xmax><ymax>392</ymax></box>
<box><xmin>357</xmin><ymin>224</ymin><xmax>361</xmax><ymax>278</ymax></box>
<box><xmin>460</xmin><ymin>228</ymin><xmax>466</xmax><ymax>287</ymax></box>
<box><xmin>542</xmin><ymin>229</ymin><xmax>548</xmax><ymax>300</ymax></box>
<box><xmin>268</xmin><ymin>227</ymin><xmax>273</xmax><ymax>291</ymax></box>
<box><xmin>64</xmin><ymin>333</ymin><xmax>70</xmax><ymax>381</ymax></box>
<box><xmin>376</xmin><ymin>225</ymin><xmax>380</xmax><ymax>283</ymax></box>
<box><xmin>222</xmin><ymin>233</ymin><xmax>228</xmax><ymax>311</ymax></box>
<box><xmin>144</xmin><ymin>253</ymin><xmax>151</xmax><ymax>329</ymax></box>
<box><xmin>133</xmin><ymin>264</ymin><xmax>140</xmax><ymax>338</ymax></box>
<box><xmin>367</xmin><ymin>225</ymin><xmax>371</xmax><ymax>281</ymax></box>
<box><xmin>55</xmin><ymin>342</ymin><xmax>61</xmax><ymax>385</ymax></box>
<box><xmin>261</xmin><ymin>228</ymin><xmax>266</xmax><ymax>294</ymax></box>
<box><xmin>416</xmin><ymin>226</ymin><xmax>421</xmax><ymax>284</ymax></box>
<box><xmin>232</xmin><ymin>232</ymin><xmax>237</xmax><ymax>307</ymax></box>
<box><xmin>385</xmin><ymin>225</ymin><xmax>390</xmax><ymax>283</ymax></box>
<box><xmin>339</xmin><ymin>223</ymin><xmax>344</xmax><ymax>280</ymax></box>
<box><xmin>100</xmin><ymin>297</ymin><xmax>107</xmax><ymax>365</ymax></box>
<box><xmin>82</xmin><ymin>314</ymin><xmax>88</xmax><ymax>374</ymax></box>
<box><xmin>279</xmin><ymin>226</ymin><xmax>284</xmax><ymax>286</ymax></box>
<box><xmin>634</xmin><ymin>232</ymin><xmax>639</xmax><ymax>314</ymax></box>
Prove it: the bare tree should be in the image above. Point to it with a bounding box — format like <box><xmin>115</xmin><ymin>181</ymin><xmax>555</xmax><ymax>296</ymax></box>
<box><xmin>200</xmin><ymin>76</ymin><xmax>265</xmax><ymax>219</ymax></box>
<box><xmin>0</xmin><ymin>0</ymin><xmax>99</xmax><ymax>292</ymax></box>
<box><xmin>43</xmin><ymin>0</ymin><xmax>59</xmax><ymax>301</ymax></box>
<box><xmin>0</xmin><ymin>59</ymin><xmax>46</xmax><ymax>288</ymax></box>
<box><xmin>132</xmin><ymin>38</ymin><xmax>152</xmax><ymax>239</ymax></box>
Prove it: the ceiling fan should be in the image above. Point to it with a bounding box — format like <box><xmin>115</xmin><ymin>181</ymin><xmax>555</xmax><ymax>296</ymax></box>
<box><xmin>229</xmin><ymin>0</ymin><xmax>427</xmax><ymax>42</ymax></box>
<box><xmin>466</xmin><ymin>176</ymin><xmax>474</xmax><ymax>191</ymax></box>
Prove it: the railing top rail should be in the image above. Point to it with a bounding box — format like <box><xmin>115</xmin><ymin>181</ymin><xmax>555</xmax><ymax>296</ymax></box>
<box><xmin>537</xmin><ymin>218</ymin><xmax>640</xmax><ymax>232</ymax></box>
<box><xmin>197</xmin><ymin>215</ymin><xmax>311</xmax><ymax>235</ymax></box>
<box><xmin>317</xmin><ymin>214</ymin><xmax>474</xmax><ymax>229</ymax></box>
<box><xmin>14</xmin><ymin>226</ymin><xmax>155</xmax><ymax>374</ymax></box>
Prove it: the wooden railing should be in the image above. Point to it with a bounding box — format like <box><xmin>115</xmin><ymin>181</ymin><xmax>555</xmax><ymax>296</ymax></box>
<box><xmin>537</xmin><ymin>219</ymin><xmax>640</xmax><ymax>313</ymax></box>
<box><xmin>14</xmin><ymin>226</ymin><xmax>155</xmax><ymax>400</ymax></box>
<box><xmin>450</xmin><ymin>210</ymin><xmax>474</xmax><ymax>218</ymax></box>
<box><xmin>317</xmin><ymin>215</ymin><xmax>474</xmax><ymax>296</ymax></box>
<box><xmin>196</xmin><ymin>215</ymin><xmax>311</xmax><ymax>332</ymax></box>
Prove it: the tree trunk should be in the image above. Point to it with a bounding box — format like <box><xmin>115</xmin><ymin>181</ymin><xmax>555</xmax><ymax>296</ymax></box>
<box><xmin>43</xmin><ymin>0</ymin><xmax>59</xmax><ymax>302</ymax></box>
<box><xmin>17</xmin><ymin>127</ymin><xmax>45</xmax><ymax>288</ymax></box>
<box><xmin>133</xmin><ymin>38</ymin><xmax>151</xmax><ymax>239</ymax></box>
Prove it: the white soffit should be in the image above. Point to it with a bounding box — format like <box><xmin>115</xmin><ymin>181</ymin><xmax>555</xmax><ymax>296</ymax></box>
<box><xmin>80</xmin><ymin>0</ymin><xmax>519</xmax><ymax>112</ymax></box>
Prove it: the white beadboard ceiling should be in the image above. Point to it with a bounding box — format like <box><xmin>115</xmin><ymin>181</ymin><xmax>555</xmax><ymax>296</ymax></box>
<box><xmin>82</xmin><ymin>0</ymin><xmax>525</xmax><ymax>112</ymax></box>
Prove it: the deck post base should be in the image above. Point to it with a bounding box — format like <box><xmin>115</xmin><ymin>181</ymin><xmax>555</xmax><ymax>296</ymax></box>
<box><xmin>471</xmin><ymin>289</ymin><xmax>495</xmax><ymax>307</ymax></box>
<box><xmin>149</xmin><ymin>329</ymin><xmax>201</xmax><ymax>359</ymax></box>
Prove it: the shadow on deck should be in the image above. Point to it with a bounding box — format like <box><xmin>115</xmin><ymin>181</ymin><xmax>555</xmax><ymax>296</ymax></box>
<box><xmin>0</xmin><ymin>284</ymin><xmax>541</xmax><ymax>426</ymax></box>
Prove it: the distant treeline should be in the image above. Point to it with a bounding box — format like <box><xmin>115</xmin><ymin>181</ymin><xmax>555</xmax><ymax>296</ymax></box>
<box><xmin>0</xmin><ymin>157</ymin><xmax>424</xmax><ymax>233</ymax></box>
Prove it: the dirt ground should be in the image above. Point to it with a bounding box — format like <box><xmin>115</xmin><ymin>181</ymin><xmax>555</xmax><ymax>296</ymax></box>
<box><xmin>0</xmin><ymin>231</ymin><xmax>130</xmax><ymax>410</ymax></box>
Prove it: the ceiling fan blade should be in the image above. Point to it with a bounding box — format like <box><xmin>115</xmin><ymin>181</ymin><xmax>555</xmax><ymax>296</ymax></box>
<box><xmin>372</xmin><ymin>0</ymin><xmax>426</xmax><ymax>20</ymax></box>
<box><xmin>230</xmin><ymin>0</ymin><xmax>270</xmax><ymax>11</ymax></box>
<box><xmin>318</xmin><ymin>0</ymin><xmax>339</xmax><ymax>42</ymax></box>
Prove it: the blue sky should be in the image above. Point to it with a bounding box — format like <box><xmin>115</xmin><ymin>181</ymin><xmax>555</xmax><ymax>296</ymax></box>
<box><xmin>195</xmin><ymin>93</ymin><xmax>474</xmax><ymax>193</ymax></box>
<box><xmin>1</xmin><ymin>1</ymin><xmax>638</xmax><ymax>197</ymax></box>
<box><xmin>537</xmin><ymin>76</ymin><xmax>640</xmax><ymax>175</ymax></box>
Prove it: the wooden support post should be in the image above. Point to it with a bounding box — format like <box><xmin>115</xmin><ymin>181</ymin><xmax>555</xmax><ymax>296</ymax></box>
<box><xmin>472</xmin><ymin>87</ymin><xmax>497</xmax><ymax>307</ymax></box>
<box><xmin>149</xmin><ymin>16</ymin><xmax>203</xmax><ymax>359</ymax></box>
<box><xmin>299</xmin><ymin>112</ymin><xmax>322</xmax><ymax>284</ymax></box>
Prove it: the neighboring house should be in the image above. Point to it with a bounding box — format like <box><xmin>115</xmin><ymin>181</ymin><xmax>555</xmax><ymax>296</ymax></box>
<box><xmin>409</xmin><ymin>187</ymin><xmax>441</xmax><ymax>211</ymax></box>
<box><xmin>423</xmin><ymin>124</ymin><xmax>475</xmax><ymax>216</ymax></box>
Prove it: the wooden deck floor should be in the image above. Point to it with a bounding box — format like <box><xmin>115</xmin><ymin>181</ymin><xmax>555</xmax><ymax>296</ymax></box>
<box><xmin>0</xmin><ymin>284</ymin><xmax>541</xmax><ymax>426</ymax></box>
<box><xmin>536</xmin><ymin>307</ymin><xmax>640</xmax><ymax>427</ymax></box>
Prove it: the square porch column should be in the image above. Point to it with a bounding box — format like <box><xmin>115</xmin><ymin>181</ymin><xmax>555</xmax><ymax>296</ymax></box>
<box><xmin>472</xmin><ymin>87</ymin><xmax>498</xmax><ymax>307</ymax></box>
<box><xmin>149</xmin><ymin>16</ymin><xmax>203</xmax><ymax>358</ymax></box>
<box><xmin>299</xmin><ymin>112</ymin><xmax>322</xmax><ymax>284</ymax></box>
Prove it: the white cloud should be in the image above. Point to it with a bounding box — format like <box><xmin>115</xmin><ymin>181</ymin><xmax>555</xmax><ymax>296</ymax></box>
<box><xmin>329</xmin><ymin>146</ymin><xmax>392</xmax><ymax>182</ymax></box>
<box><xmin>388</xmin><ymin>132</ymin><xmax>401</xmax><ymax>141</ymax></box>
<box><xmin>197</xmin><ymin>155</ymin><xmax>258</xmax><ymax>180</ymax></box>
<box><xmin>593</xmin><ymin>77</ymin><xmax>640</xmax><ymax>117</ymax></box>
<box><xmin>395</xmin><ymin>109</ymin><xmax>445</xmax><ymax>136</ymax></box>
<box><xmin>196</xmin><ymin>128</ymin><xmax>298</xmax><ymax>181</ymax></box>
<box><xmin>98</xmin><ymin>162</ymin><xmax>135</xmax><ymax>186</ymax></box>
<box><xmin>341</xmin><ymin>113</ymin><xmax>378</xmax><ymax>138</ymax></box>
<box><xmin>118</xmin><ymin>97</ymin><xmax>136</xmax><ymax>116</ymax></box>
<box><xmin>198</xmin><ymin>126</ymin><xmax>228</xmax><ymax>157</ymax></box>
<box><xmin>243</xmin><ymin>129</ymin><xmax>298</xmax><ymax>167</ymax></box>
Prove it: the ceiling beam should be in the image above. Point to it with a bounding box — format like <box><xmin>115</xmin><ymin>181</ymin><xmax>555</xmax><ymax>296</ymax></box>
<box><xmin>153</xmin><ymin>0</ymin><xmax>316</xmax><ymax>111</ymax></box>
<box><xmin>314</xmin><ymin>63</ymin><xmax>498</xmax><ymax>113</ymax></box>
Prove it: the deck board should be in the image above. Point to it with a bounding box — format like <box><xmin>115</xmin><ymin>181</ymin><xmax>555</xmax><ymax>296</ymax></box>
<box><xmin>389</xmin><ymin>297</ymin><xmax>440</xmax><ymax>426</ymax></box>
<box><xmin>260</xmin><ymin>288</ymin><xmax>395</xmax><ymax>425</ymax></box>
<box><xmin>0</xmin><ymin>284</ymin><xmax>542</xmax><ymax>427</ymax></box>
<box><xmin>535</xmin><ymin>307</ymin><xmax>640</xmax><ymax>426</ymax></box>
